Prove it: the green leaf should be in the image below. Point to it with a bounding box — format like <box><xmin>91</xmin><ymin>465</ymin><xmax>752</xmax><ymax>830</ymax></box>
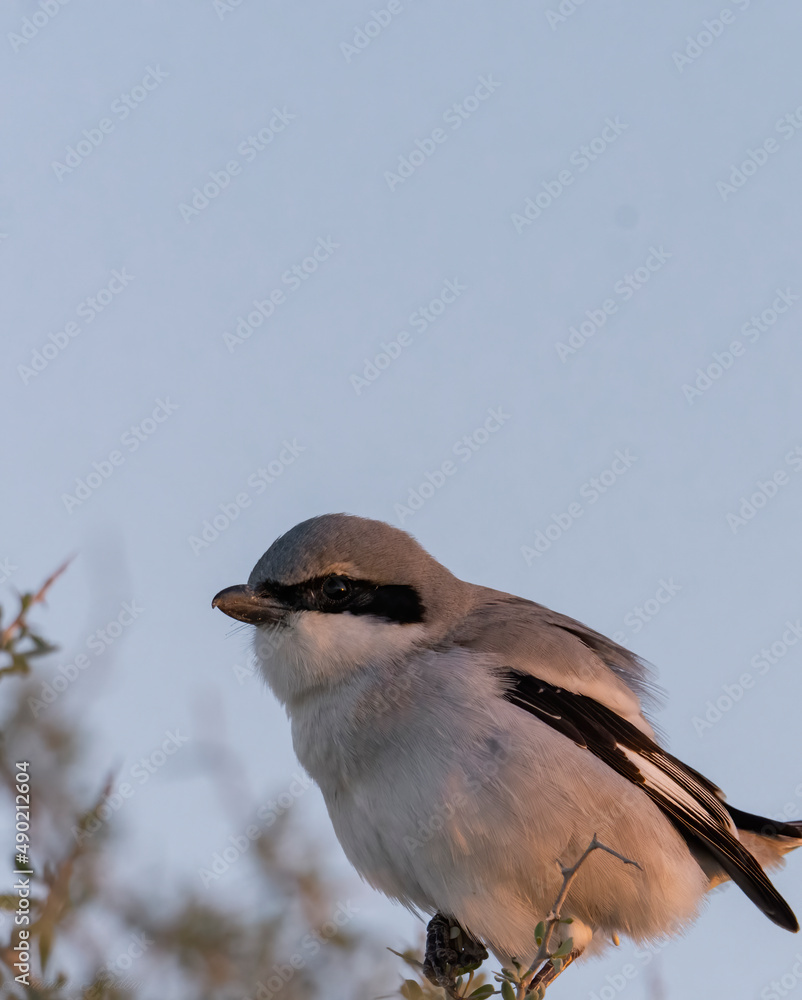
<box><xmin>551</xmin><ymin>937</ymin><xmax>573</xmax><ymax>958</ymax></box>
<box><xmin>456</xmin><ymin>960</ymin><xmax>485</xmax><ymax>975</ymax></box>
<box><xmin>400</xmin><ymin>979</ymin><xmax>424</xmax><ymax>999</ymax></box>
<box><xmin>501</xmin><ymin>981</ymin><xmax>516</xmax><ymax>1000</ymax></box>
<box><xmin>468</xmin><ymin>986</ymin><xmax>495</xmax><ymax>999</ymax></box>
<box><xmin>0</xmin><ymin>654</ymin><xmax>31</xmax><ymax>679</ymax></box>
<box><xmin>387</xmin><ymin>946</ymin><xmax>424</xmax><ymax>972</ymax></box>
<box><xmin>28</xmin><ymin>640</ymin><xmax>57</xmax><ymax>659</ymax></box>
<box><xmin>550</xmin><ymin>957</ymin><xmax>563</xmax><ymax>972</ymax></box>
<box><xmin>533</xmin><ymin>920</ymin><xmax>545</xmax><ymax>945</ymax></box>
<box><xmin>30</xmin><ymin>633</ymin><xmax>56</xmax><ymax>652</ymax></box>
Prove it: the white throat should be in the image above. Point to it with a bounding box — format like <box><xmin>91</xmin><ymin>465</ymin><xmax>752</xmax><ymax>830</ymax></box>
<box><xmin>253</xmin><ymin>610</ymin><xmax>427</xmax><ymax>706</ymax></box>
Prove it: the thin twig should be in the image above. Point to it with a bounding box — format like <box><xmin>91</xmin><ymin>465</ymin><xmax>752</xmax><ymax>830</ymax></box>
<box><xmin>517</xmin><ymin>834</ymin><xmax>641</xmax><ymax>997</ymax></box>
<box><xmin>0</xmin><ymin>559</ymin><xmax>71</xmax><ymax>648</ymax></box>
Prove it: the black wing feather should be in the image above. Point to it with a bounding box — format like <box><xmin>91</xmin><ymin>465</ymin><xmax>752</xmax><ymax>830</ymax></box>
<box><xmin>502</xmin><ymin>669</ymin><xmax>799</xmax><ymax>933</ymax></box>
<box><xmin>725</xmin><ymin>806</ymin><xmax>802</xmax><ymax>841</ymax></box>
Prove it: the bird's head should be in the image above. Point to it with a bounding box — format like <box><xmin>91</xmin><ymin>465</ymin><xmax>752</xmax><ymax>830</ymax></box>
<box><xmin>212</xmin><ymin>513</ymin><xmax>469</xmax><ymax>703</ymax></box>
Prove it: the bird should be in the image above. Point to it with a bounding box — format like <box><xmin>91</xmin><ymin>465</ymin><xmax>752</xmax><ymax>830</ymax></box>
<box><xmin>212</xmin><ymin>512</ymin><xmax>802</xmax><ymax>993</ymax></box>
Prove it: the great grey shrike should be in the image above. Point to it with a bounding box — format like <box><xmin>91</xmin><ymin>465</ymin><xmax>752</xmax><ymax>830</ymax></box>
<box><xmin>213</xmin><ymin>513</ymin><xmax>802</xmax><ymax>992</ymax></box>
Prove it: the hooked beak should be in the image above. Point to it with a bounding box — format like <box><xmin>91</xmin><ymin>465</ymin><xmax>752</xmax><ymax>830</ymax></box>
<box><xmin>211</xmin><ymin>585</ymin><xmax>286</xmax><ymax>625</ymax></box>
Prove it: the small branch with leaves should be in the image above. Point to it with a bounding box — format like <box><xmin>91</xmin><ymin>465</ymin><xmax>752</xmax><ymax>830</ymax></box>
<box><xmin>496</xmin><ymin>834</ymin><xmax>641</xmax><ymax>999</ymax></box>
<box><xmin>0</xmin><ymin>560</ymin><xmax>70</xmax><ymax>678</ymax></box>
<box><xmin>395</xmin><ymin>835</ymin><xmax>640</xmax><ymax>1000</ymax></box>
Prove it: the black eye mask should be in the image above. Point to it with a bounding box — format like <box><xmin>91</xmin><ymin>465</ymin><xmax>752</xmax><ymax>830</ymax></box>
<box><xmin>255</xmin><ymin>575</ymin><xmax>425</xmax><ymax>625</ymax></box>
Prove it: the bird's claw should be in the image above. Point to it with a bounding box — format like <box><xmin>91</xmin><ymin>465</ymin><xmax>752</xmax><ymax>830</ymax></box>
<box><xmin>423</xmin><ymin>912</ymin><xmax>489</xmax><ymax>994</ymax></box>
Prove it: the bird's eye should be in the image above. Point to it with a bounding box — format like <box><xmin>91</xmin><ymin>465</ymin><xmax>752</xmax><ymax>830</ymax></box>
<box><xmin>321</xmin><ymin>575</ymin><xmax>351</xmax><ymax>602</ymax></box>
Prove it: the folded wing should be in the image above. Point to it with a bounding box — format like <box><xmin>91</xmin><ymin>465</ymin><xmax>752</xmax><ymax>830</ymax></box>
<box><xmin>502</xmin><ymin>669</ymin><xmax>799</xmax><ymax>932</ymax></box>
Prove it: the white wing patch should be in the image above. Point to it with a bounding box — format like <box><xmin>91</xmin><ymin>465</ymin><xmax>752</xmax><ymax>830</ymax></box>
<box><xmin>618</xmin><ymin>745</ymin><xmax>739</xmax><ymax>837</ymax></box>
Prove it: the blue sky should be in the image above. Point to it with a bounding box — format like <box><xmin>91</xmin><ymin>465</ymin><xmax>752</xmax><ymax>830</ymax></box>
<box><xmin>3</xmin><ymin>1</ymin><xmax>802</xmax><ymax>997</ymax></box>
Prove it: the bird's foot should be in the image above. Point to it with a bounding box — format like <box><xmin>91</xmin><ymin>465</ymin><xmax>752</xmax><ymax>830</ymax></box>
<box><xmin>423</xmin><ymin>912</ymin><xmax>489</xmax><ymax>996</ymax></box>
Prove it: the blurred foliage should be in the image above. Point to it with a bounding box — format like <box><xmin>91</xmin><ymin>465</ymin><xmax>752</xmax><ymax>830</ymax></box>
<box><xmin>0</xmin><ymin>567</ymin><xmax>453</xmax><ymax>1000</ymax></box>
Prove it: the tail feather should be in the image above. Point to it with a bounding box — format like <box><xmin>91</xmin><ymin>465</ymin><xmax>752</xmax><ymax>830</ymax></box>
<box><xmin>718</xmin><ymin>805</ymin><xmax>802</xmax><ymax>932</ymax></box>
<box><xmin>701</xmin><ymin>829</ymin><xmax>799</xmax><ymax>931</ymax></box>
<box><xmin>727</xmin><ymin>806</ymin><xmax>802</xmax><ymax>842</ymax></box>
